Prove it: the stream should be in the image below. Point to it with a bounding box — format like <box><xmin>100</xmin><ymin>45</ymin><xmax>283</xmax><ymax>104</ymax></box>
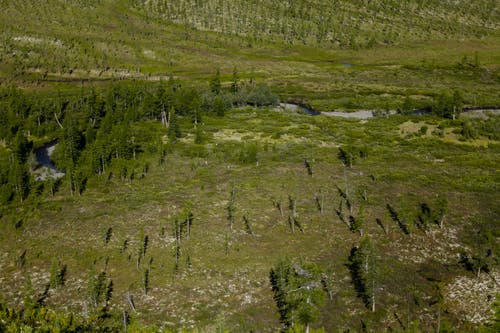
<box><xmin>34</xmin><ymin>140</ymin><xmax>65</xmax><ymax>181</ymax></box>
<box><xmin>31</xmin><ymin>107</ymin><xmax>499</xmax><ymax>182</ymax></box>
<box><xmin>279</xmin><ymin>103</ymin><xmax>500</xmax><ymax>120</ymax></box>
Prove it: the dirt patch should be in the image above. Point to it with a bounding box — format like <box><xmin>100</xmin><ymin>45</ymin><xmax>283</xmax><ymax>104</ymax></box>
<box><xmin>445</xmin><ymin>270</ymin><xmax>500</xmax><ymax>324</ymax></box>
<box><xmin>460</xmin><ymin>110</ymin><xmax>500</xmax><ymax>120</ymax></box>
<box><xmin>212</xmin><ymin>129</ymin><xmax>307</xmax><ymax>145</ymax></box>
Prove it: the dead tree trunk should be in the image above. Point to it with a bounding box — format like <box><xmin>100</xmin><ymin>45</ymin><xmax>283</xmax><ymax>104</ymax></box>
<box><xmin>371</xmin><ymin>279</ymin><xmax>376</xmax><ymax>312</ymax></box>
<box><xmin>54</xmin><ymin>112</ymin><xmax>64</xmax><ymax>129</ymax></box>
<box><xmin>126</xmin><ymin>292</ymin><xmax>136</xmax><ymax>313</ymax></box>
<box><xmin>123</xmin><ymin>310</ymin><xmax>129</xmax><ymax>333</ymax></box>
<box><xmin>289</xmin><ymin>196</ymin><xmax>297</xmax><ymax>219</ymax></box>
<box><xmin>315</xmin><ymin>191</ymin><xmax>324</xmax><ymax>215</ymax></box>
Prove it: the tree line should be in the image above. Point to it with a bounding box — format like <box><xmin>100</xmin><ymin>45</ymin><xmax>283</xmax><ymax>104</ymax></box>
<box><xmin>0</xmin><ymin>72</ymin><xmax>278</xmax><ymax>204</ymax></box>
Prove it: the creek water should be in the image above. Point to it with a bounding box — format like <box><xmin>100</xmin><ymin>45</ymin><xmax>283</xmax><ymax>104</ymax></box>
<box><xmin>34</xmin><ymin>140</ymin><xmax>65</xmax><ymax>181</ymax></box>
<box><xmin>279</xmin><ymin>103</ymin><xmax>499</xmax><ymax>120</ymax></box>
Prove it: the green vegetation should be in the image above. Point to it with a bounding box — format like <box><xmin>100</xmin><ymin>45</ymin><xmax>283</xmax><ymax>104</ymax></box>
<box><xmin>0</xmin><ymin>0</ymin><xmax>499</xmax><ymax>110</ymax></box>
<box><xmin>0</xmin><ymin>0</ymin><xmax>499</xmax><ymax>332</ymax></box>
<box><xmin>0</xmin><ymin>81</ymin><xmax>498</xmax><ymax>330</ymax></box>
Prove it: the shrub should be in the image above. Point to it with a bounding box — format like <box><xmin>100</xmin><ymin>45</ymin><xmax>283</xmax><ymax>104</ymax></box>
<box><xmin>461</xmin><ymin>121</ymin><xmax>478</xmax><ymax>140</ymax></box>
<box><xmin>238</xmin><ymin>143</ymin><xmax>259</xmax><ymax>164</ymax></box>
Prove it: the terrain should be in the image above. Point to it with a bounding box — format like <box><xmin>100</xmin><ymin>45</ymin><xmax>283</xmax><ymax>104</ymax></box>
<box><xmin>1</xmin><ymin>0</ymin><xmax>500</xmax><ymax>110</ymax></box>
<box><xmin>0</xmin><ymin>0</ymin><xmax>499</xmax><ymax>332</ymax></box>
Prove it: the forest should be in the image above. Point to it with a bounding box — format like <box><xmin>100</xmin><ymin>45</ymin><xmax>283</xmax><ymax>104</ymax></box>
<box><xmin>0</xmin><ymin>74</ymin><xmax>280</xmax><ymax>203</ymax></box>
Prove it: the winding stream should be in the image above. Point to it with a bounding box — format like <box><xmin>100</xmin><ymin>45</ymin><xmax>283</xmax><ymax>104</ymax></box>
<box><xmin>279</xmin><ymin>103</ymin><xmax>500</xmax><ymax>120</ymax></box>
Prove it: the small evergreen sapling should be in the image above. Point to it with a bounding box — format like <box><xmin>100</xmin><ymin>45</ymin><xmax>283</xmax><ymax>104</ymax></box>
<box><xmin>243</xmin><ymin>214</ymin><xmax>253</xmax><ymax>235</ymax></box>
<box><xmin>105</xmin><ymin>227</ymin><xmax>113</xmax><ymax>245</ymax></box>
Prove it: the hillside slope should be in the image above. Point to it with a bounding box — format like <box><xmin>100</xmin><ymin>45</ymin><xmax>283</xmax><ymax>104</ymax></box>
<box><xmin>1</xmin><ymin>0</ymin><xmax>500</xmax><ymax>111</ymax></box>
<box><xmin>144</xmin><ymin>0</ymin><xmax>500</xmax><ymax>46</ymax></box>
<box><xmin>0</xmin><ymin>1</ymin><xmax>499</xmax><ymax>332</ymax></box>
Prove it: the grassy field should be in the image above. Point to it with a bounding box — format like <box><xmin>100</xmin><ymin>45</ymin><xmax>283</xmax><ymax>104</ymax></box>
<box><xmin>0</xmin><ymin>105</ymin><xmax>499</xmax><ymax>331</ymax></box>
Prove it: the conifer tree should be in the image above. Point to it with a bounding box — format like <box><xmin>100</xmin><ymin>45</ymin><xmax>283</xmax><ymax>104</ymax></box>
<box><xmin>350</xmin><ymin>205</ymin><xmax>365</xmax><ymax>236</ymax></box>
<box><xmin>167</xmin><ymin>108</ymin><xmax>181</xmax><ymax>142</ymax></box>
<box><xmin>210</xmin><ymin>68</ymin><xmax>221</xmax><ymax>95</ymax></box>
<box><xmin>143</xmin><ymin>268</ymin><xmax>150</xmax><ymax>295</ymax></box>
<box><xmin>227</xmin><ymin>187</ymin><xmax>236</xmax><ymax>230</ymax></box>
<box><xmin>348</xmin><ymin>236</ymin><xmax>377</xmax><ymax>312</ymax></box>
<box><xmin>231</xmin><ymin>66</ymin><xmax>239</xmax><ymax>94</ymax></box>
<box><xmin>105</xmin><ymin>227</ymin><xmax>113</xmax><ymax>245</ymax></box>
<box><xmin>9</xmin><ymin>161</ymin><xmax>30</xmax><ymax>202</ymax></box>
<box><xmin>13</xmin><ymin>130</ymin><xmax>31</xmax><ymax>164</ymax></box>
<box><xmin>270</xmin><ymin>259</ymin><xmax>326</xmax><ymax>331</ymax></box>
<box><xmin>105</xmin><ymin>280</ymin><xmax>113</xmax><ymax>307</ymax></box>
<box><xmin>213</xmin><ymin>95</ymin><xmax>226</xmax><ymax>117</ymax></box>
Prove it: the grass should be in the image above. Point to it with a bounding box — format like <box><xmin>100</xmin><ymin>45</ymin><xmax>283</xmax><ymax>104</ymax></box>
<box><xmin>0</xmin><ymin>1</ymin><xmax>499</xmax><ymax>331</ymax></box>
<box><xmin>0</xmin><ymin>1</ymin><xmax>499</xmax><ymax>110</ymax></box>
<box><xmin>0</xmin><ymin>107</ymin><xmax>498</xmax><ymax>331</ymax></box>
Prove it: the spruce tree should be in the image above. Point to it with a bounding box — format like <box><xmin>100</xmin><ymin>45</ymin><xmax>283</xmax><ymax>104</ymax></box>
<box><xmin>167</xmin><ymin>108</ymin><xmax>181</xmax><ymax>142</ymax></box>
<box><xmin>231</xmin><ymin>66</ymin><xmax>239</xmax><ymax>94</ymax></box>
<box><xmin>210</xmin><ymin>68</ymin><xmax>221</xmax><ymax>95</ymax></box>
